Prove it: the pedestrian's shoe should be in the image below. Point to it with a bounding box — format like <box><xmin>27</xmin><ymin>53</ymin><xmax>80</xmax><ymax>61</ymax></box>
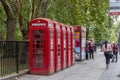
<box><xmin>111</xmin><ymin>60</ymin><xmax>114</xmax><ymax>62</ymax></box>
<box><xmin>106</xmin><ymin>64</ymin><xmax>109</xmax><ymax>69</ymax></box>
<box><xmin>118</xmin><ymin>74</ymin><xmax>120</xmax><ymax>77</ymax></box>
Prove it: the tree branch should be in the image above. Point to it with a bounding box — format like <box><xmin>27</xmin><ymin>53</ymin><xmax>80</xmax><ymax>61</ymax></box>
<box><xmin>34</xmin><ymin>0</ymin><xmax>42</xmax><ymax>18</ymax></box>
<box><xmin>0</xmin><ymin>0</ymin><xmax>14</xmax><ymax>17</ymax></box>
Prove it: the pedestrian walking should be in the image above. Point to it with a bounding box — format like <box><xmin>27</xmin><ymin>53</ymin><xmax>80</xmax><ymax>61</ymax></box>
<box><xmin>102</xmin><ymin>40</ymin><xmax>112</xmax><ymax>69</ymax></box>
<box><xmin>118</xmin><ymin>41</ymin><xmax>120</xmax><ymax>55</ymax></box>
<box><xmin>88</xmin><ymin>40</ymin><xmax>95</xmax><ymax>59</ymax></box>
<box><xmin>111</xmin><ymin>42</ymin><xmax>119</xmax><ymax>62</ymax></box>
<box><xmin>85</xmin><ymin>40</ymin><xmax>89</xmax><ymax>60</ymax></box>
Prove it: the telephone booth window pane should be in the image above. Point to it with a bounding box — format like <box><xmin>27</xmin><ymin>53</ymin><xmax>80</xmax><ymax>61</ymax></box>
<box><xmin>35</xmin><ymin>58</ymin><xmax>44</xmax><ymax>63</ymax></box>
<box><xmin>51</xmin><ymin>30</ymin><xmax>53</xmax><ymax>33</ymax></box>
<box><xmin>50</xmin><ymin>30</ymin><xmax>54</xmax><ymax>38</ymax></box>
<box><xmin>50</xmin><ymin>30</ymin><xmax>54</xmax><ymax>49</ymax></box>
<box><xmin>42</xmin><ymin>40</ymin><xmax>45</xmax><ymax>43</ymax></box>
<box><xmin>40</xmin><ymin>35</ymin><xmax>44</xmax><ymax>38</ymax></box>
<box><xmin>58</xmin><ymin>32</ymin><xmax>60</xmax><ymax>38</ymax></box>
<box><xmin>51</xmin><ymin>50</ymin><xmax>54</xmax><ymax>67</ymax></box>
<box><xmin>33</xmin><ymin>44</ymin><xmax>45</xmax><ymax>48</ymax></box>
<box><xmin>34</xmin><ymin>35</ymin><xmax>40</xmax><ymax>38</ymax></box>
<box><xmin>33</xmin><ymin>30</ymin><xmax>40</xmax><ymax>34</ymax></box>
<box><xmin>33</xmin><ymin>40</ymin><xmax>45</xmax><ymax>44</ymax></box>
<box><xmin>33</xmin><ymin>54</ymin><xmax>45</xmax><ymax>66</ymax></box>
<box><xmin>35</xmin><ymin>54</ymin><xmax>44</xmax><ymax>58</ymax></box>
<box><xmin>64</xmin><ymin>34</ymin><xmax>66</xmax><ymax>39</ymax></box>
<box><xmin>50</xmin><ymin>30</ymin><xmax>54</xmax><ymax>45</ymax></box>
<box><xmin>34</xmin><ymin>35</ymin><xmax>45</xmax><ymax>38</ymax></box>
<box><xmin>39</xmin><ymin>39</ymin><xmax>45</xmax><ymax>43</ymax></box>
<box><xmin>50</xmin><ymin>43</ymin><xmax>54</xmax><ymax>50</ymax></box>
<box><xmin>34</xmin><ymin>49</ymin><xmax>45</xmax><ymax>53</ymax></box>
<box><xmin>34</xmin><ymin>40</ymin><xmax>40</xmax><ymax>43</ymax></box>
<box><xmin>64</xmin><ymin>34</ymin><xmax>66</xmax><ymax>47</ymax></box>
<box><xmin>33</xmin><ymin>53</ymin><xmax>45</xmax><ymax>68</ymax></box>
<box><xmin>34</xmin><ymin>44</ymin><xmax>39</xmax><ymax>48</ymax></box>
<box><xmin>58</xmin><ymin>32</ymin><xmax>60</xmax><ymax>44</ymax></box>
<box><xmin>58</xmin><ymin>45</ymin><xmax>60</xmax><ymax>56</ymax></box>
<box><xmin>34</xmin><ymin>64</ymin><xmax>44</xmax><ymax>68</ymax></box>
<box><xmin>50</xmin><ymin>30</ymin><xmax>54</xmax><ymax>35</ymax></box>
<box><xmin>58</xmin><ymin>42</ymin><xmax>61</xmax><ymax>65</ymax></box>
<box><xmin>33</xmin><ymin>30</ymin><xmax>45</xmax><ymax>34</ymax></box>
<box><xmin>33</xmin><ymin>30</ymin><xmax>45</xmax><ymax>39</ymax></box>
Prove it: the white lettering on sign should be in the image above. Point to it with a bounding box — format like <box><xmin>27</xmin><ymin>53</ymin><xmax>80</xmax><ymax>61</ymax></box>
<box><xmin>48</xmin><ymin>23</ymin><xmax>53</xmax><ymax>27</ymax></box>
<box><xmin>32</xmin><ymin>23</ymin><xmax>46</xmax><ymax>26</ymax></box>
<box><xmin>62</xmin><ymin>26</ymin><xmax>65</xmax><ymax>31</ymax></box>
<box><xmin>56</xmin><ymin>24</ymin><xmax>60</xmax><ymax>29</ymax></box>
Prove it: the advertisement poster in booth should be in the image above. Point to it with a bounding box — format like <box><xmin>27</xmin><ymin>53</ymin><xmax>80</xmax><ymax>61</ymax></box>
<box><xmin>74</xmin><ymin>26</ymin><xmax>86</xmax><ymax>60</ymax></box>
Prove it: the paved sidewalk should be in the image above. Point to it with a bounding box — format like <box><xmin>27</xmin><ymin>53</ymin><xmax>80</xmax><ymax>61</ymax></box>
<box><xmin>99</xmin><ymin>54</ymin><xmax>120</xmax><ymax>80</ymax></box>
<box><xmin>17</xmin><ymin>49</ymin><xmax>120</xmax><ymax>80</ymax></box>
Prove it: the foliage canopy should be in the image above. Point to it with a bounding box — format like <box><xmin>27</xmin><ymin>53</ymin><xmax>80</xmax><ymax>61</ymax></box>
<box><xmin>0</xmin><ymin>0</ymin><xmax>118</xmax><ymax>42</ymax></box>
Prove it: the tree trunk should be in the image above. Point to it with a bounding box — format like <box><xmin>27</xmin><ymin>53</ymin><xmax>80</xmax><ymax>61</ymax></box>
<box><xmin>86</xmin><ymin>27</ymin><xmax>89</xmax><ymax>40</ymax></box>
<box><xmin>0</xmin><ymin>31</ymin><xmax>4</xmax><ymax>40</ymax></box>
<box><xmin>41</xmin><ymin>0</ymin><xmax>48</xmax><ymax>17</ymax></box>
<box><xmin>18</xmin><ymin>14</ymin><xmax>29</xmax><ymax>40</ymax></box>
<box><xmin>6</xmin><ymin>17</ymin><xmax>16</xmax><ymax>40</ymax></box>
<box><xmin>18</xmin><ymin>3</ymin><xmax>29</xmax><ymax>40</ymax></box>
<box><xmin>0</xmin><ymin>0</ymin><xmax>16</xmax><ymax>41</ymax></box>
<box><xmin>16</xmin><ymin>0</ymin><xmax>29</xmax><ymax>63</ymax></box>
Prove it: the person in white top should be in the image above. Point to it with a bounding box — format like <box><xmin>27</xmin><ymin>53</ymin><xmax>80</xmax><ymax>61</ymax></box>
<box><xmin>102</xmin><ymin>40</ymin><xmax>112</xmax><ymax>69</ymax></box>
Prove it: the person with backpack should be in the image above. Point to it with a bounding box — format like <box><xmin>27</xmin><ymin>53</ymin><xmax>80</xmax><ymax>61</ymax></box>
<box><xmin>102</xmin><ymin>40</ymin><xmax>112</xmax><ymax>69</ymax></box>
<box><xmin>111</xmin><ymin>42</ymin><xmax>119</xmax><ymax>62</ymax></box>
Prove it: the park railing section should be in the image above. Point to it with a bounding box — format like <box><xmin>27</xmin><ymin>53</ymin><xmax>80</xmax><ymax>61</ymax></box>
<box><xmin>0</xmin><ymin>41</ymin><xmax>29</xmax><ymax>77</ymax></box>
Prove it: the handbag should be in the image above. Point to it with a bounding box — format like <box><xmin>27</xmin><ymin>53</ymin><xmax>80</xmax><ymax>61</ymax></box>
<box><xmin>109</xmin><ymin>52</ymin><xmax>113</xmax><ymax>59</ymax></box>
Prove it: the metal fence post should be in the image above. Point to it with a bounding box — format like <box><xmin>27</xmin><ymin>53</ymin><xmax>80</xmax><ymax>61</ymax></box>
<box><xmin>16</xmin><ymin>42</ymin><xmax>19</xmax><ymax>73</ymax></box>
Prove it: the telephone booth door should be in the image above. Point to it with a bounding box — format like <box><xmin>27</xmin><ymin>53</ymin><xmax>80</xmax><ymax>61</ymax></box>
<box><xmin>30</xmin><ymin>18</ymin><xmax>54</xmax><ymax>75</ymax></box>
<box><xmin>53</xmin><ymin>21</ymin><xmax>61</xmax><ymax>72</ymax></box>
<box><xmin>65</xmin><ymin>25</ymin><xmax>71</xmax><ymax>67</ymax></box>
<box><xmin>60</xmin><ymin>23</ymin><xmax>66</xmax><ymax>69</ymax></box>
<box><xmin>70</xmin><ymin>26</ymin><xmax>75</xmax><ymax>65</ymax></box>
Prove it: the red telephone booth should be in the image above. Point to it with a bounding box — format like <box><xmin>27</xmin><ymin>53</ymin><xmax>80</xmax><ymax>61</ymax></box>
<box><xmin>74</xmin><ymin>26</ymin><xmax>86</xmax><ymax>60</ymax></box>
<box><xmin>70</xmin><ymin>26</ymin><xmax>75</xmax><ymax>65</ymax></box>
<box><xmin>29</xmin><ymin>18</ymin><xmax>55</xmax><ymax>75</ymax></box>
<box><xmin>53</xmin><ymin>21</ymin><xmax>61</xmax><ymax>72</ymax></box>
<box><xmin>65</xmin><ymin>25</ymin><xmax>71</xmax><ymax>67</ymax></box>
<box><xmin>60</xmin><ymin>23</ymin><xmax>67</xmax><ymax>69</ymax></box>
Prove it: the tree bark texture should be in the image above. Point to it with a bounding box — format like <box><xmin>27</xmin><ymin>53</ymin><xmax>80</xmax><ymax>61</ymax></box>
<box><xmin>6</xmin><ymin>17</ymin><xmax>16</xmax><ymax>40</ymax></box>
<box><xmin>41</xmin><ymin>0</ymin><xmax>48</xmax><ymax>17</ymax></box>
<box><xmin>86</xmin><ymin>27</ymin><xmax>89</xmax><ymax>40</ymax></box>
<box><xmin>0</xmin><ymin>0</ymin><xmax>16</xmax><ymax>41</ymax></box>
<box><xmin>16</xmin><ymin>0</ymin><xmax>29</xmax><ymax>40</ymax></box>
